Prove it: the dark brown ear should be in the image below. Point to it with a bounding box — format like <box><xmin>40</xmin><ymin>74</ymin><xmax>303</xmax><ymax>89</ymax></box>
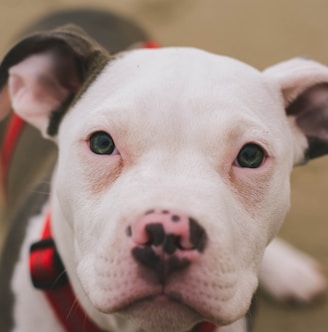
<box><xmin>0</xmin><ymin>25</ymin><xmax>110</xmax><ymax>137</ymax></box>
<box><xmin>286</xmin><ymin>82</ymin><xmax>328</xmax><ymax>159</ymax></box>
<box><xmin>264</xmin><ymin>58</ymin><xmax>328</xmax><ymax>164</ymax></box>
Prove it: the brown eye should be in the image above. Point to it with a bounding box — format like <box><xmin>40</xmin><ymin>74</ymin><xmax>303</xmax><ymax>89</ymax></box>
<box><xmin>90</xmin><ymin>132</ymin><xmax>115</xmax><ymax>155</ymax></box>
<box><xmin>236</xmin><ymin>144</ymin><xmax>265</xmax><ymax>168</ymax></box>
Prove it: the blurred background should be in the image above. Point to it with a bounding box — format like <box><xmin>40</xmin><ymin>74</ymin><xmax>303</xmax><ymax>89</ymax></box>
<box><xmin>0</xmin><ymin>0</ymin><xmax>328</xmax><ymax>331</ymax></box>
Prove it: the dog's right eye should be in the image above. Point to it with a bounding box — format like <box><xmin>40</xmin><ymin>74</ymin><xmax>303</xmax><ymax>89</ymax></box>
<box><xmin>89</xmin><ymin>132</ymin><xmax>116</xmax><ymax>155</ymax></box>
<box><xmin>235</xmin><ymin>143</ymin><xmax>265</xmax><ymax>168</ymax></box>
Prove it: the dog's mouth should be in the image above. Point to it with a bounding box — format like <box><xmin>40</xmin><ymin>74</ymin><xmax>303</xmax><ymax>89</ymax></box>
<box><xmin>126</xmin><ymin>291</ymin><xmax>189</xmax><ymax>307</ymax></box>
<box><xmin>77</xmin><ymin>237</ymin><xmax>254</xmax><ymax>330</ymax></box>
<box><xmin>78</xmin><ymin>253</ymin><xmax>247</xmax><ymax>329</ymax></box>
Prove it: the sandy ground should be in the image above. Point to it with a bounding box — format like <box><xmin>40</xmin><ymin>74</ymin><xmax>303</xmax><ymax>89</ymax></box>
<box><xmin>1</xmin><ymin>0</ymin><xmax>328</xmax><ymax>331</ymax></box>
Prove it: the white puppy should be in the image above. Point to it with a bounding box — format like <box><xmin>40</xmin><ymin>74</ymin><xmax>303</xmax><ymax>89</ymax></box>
<box><xmin>0</xmin><ymin>23</ymin><xmax>327</xmax><ymax>332</ymax></box>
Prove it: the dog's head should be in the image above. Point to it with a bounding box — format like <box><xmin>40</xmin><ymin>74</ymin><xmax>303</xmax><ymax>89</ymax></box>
<box><xmin>1</xmin><ymin>26</ymin><xmax>328</xmax><ymax>331</ymax></box>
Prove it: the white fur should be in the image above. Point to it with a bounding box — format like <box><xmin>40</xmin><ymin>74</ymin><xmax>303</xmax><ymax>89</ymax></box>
<box><xmin>260</xmin><ymin>237</ymin><xmax>327</xmax><ymax>302</ymax></box>
<box><xmin>6</xmin><ymin>47</ymin><xmax>328</xmax><ymax>331</ymax></box>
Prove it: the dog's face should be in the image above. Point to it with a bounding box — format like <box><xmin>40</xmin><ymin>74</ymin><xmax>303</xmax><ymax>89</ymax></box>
<box><xmin>54</xmin><ymin>49</ymin><xmax>293</xmax><ymax>331</ymax></box>
<box><xmin>1</xmin><ymin>26</ymin><xmax>328</xmax><ymax>331</ymax></box>
<box><xmin>54</xmin><ymin>48</ymin><xmax>293</xmax><ymax>328</ymax></box>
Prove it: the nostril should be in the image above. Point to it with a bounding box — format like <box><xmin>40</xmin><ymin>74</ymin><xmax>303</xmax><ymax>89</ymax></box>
<box><xmin>189</xmin><ymin>218</ymin><xmax>207</xmax><ymax>252</ymax></box>
<box><xmin>163</xmin><ymin>234</ymin><xmax>180</xmax><ymax>255</ymax></box>
<box><xmin>145</xmin><ymin>224</ymin><xmax>165</xmax><ymax>246</ymax></box>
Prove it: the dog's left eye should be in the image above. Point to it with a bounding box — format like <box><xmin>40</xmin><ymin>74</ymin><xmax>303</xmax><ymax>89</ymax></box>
<box><xmin>89</xmin><ymin>132</ymin><xmax>116</xmax><ymax>155</ymax></box>
<box><xmin>235</xmin><ymin>143</ymin><xmax>265</xmax><ymax>168</ymax></box>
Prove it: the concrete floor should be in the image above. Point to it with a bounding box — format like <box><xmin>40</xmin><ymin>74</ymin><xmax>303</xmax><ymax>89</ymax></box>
<box><xmin>1</xmin><ymin>0</ymin><xmax>328</xmax><ymax>331</ymax></box>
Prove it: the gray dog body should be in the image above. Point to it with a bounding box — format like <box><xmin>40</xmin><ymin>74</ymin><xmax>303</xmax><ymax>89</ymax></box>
<box><xmin>1</xmin><ymin>9</ymin><xmax>328</xmax><ymax>332</ymax></box>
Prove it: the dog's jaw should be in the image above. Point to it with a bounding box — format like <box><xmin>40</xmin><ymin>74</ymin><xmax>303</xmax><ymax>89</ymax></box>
<box><xmin>117</xmin><ymin>297</ymin><xmax>207</xmax><ymax>332</ymax></box>
<box><xmin>75</xmin><ymin>229</ymin><xmax>254</xmax><ymax>327</ymax></box>
<box><xmin>74</xmin><ymin>231</ymin><xmax>255</xmax><ymax>331</ymax></box>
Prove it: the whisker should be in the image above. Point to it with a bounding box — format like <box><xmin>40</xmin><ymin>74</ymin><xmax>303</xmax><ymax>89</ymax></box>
<box><xmin>66</xmin><ymin>297</ymin><xmax>79</xmax><ymax>320</ymax></box>
<box><xmin>51</xmin><ymin>269</ymin><xmax>67</xmax><ymax>288</ymax></box>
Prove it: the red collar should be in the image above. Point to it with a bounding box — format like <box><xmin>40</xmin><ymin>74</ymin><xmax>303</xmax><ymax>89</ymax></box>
<box><xmin>1</xmin><ymin>114</ymin><xmax>25</xmax><ymax>187</ymax></box>
<box><xmin>29</xmin><ymin>213</ymin><xmax>218</xmax><ymax>332</ymax></box>
<box><xmin>29</xmin><ymin>212</ymin><xmax>106</xmax><ymax>332</ymax></box>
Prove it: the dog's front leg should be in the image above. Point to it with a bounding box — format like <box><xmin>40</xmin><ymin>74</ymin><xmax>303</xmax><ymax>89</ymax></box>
<box><xmin>259</xmin><ymin>237</ymin><xmax>326</xmax><ymax>303</ymax></box>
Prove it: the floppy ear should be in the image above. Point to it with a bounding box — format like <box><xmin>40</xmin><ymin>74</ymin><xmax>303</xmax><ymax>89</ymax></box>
<box><xmin>0</xmin><ymin>25</ymin><xmax>110</xmax><ymax>138</ymax></box>
<box><xmin>263</xmin><ymin>58</ymin><xmax>328</xmax><ymax>164</ymax></box>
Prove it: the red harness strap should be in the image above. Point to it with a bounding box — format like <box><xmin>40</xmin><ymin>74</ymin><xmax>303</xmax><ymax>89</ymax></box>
<box><xmin>0</xmin><ymin>114</ymin><xmax>25</xmax><ymax>186</ymax></box>
<box><xmin>29</xmin><ymin>213</ymin><xmax>105</xmax><ymax>332</ymax></box>
<box><xmin>195</xmin><ymin>322</ymin><xmax>218</xmax><ymax>332</ymax></box>
<box><xmin>140</xmin><ymin>40</ymin><xmax>161</xmax><ymax>49</ymax></box>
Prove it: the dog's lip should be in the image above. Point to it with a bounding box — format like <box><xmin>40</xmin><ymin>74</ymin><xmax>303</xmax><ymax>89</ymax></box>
<box><xmin>125</xmin><ymin>291</ymin><xmax>182</xmax><ymax>305</ymax></box>
<box><xmin>121</xmin><ymin>291</ymin><xmax>210</xmax><ymax>319</ymax></box>
<box><xmin>115</xmin><ymin>292</ymin><xmax>219</xmax><ymax>331</ymax></box>
<box><xmin>116</xmin><ymin>291</ymin><xmax>188</xmax><ymax>311</ymax></box>
<box><xmin>148</xmin><ymin>291</ymin><xmax>182</xmax><ymax>303</ymax></box>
